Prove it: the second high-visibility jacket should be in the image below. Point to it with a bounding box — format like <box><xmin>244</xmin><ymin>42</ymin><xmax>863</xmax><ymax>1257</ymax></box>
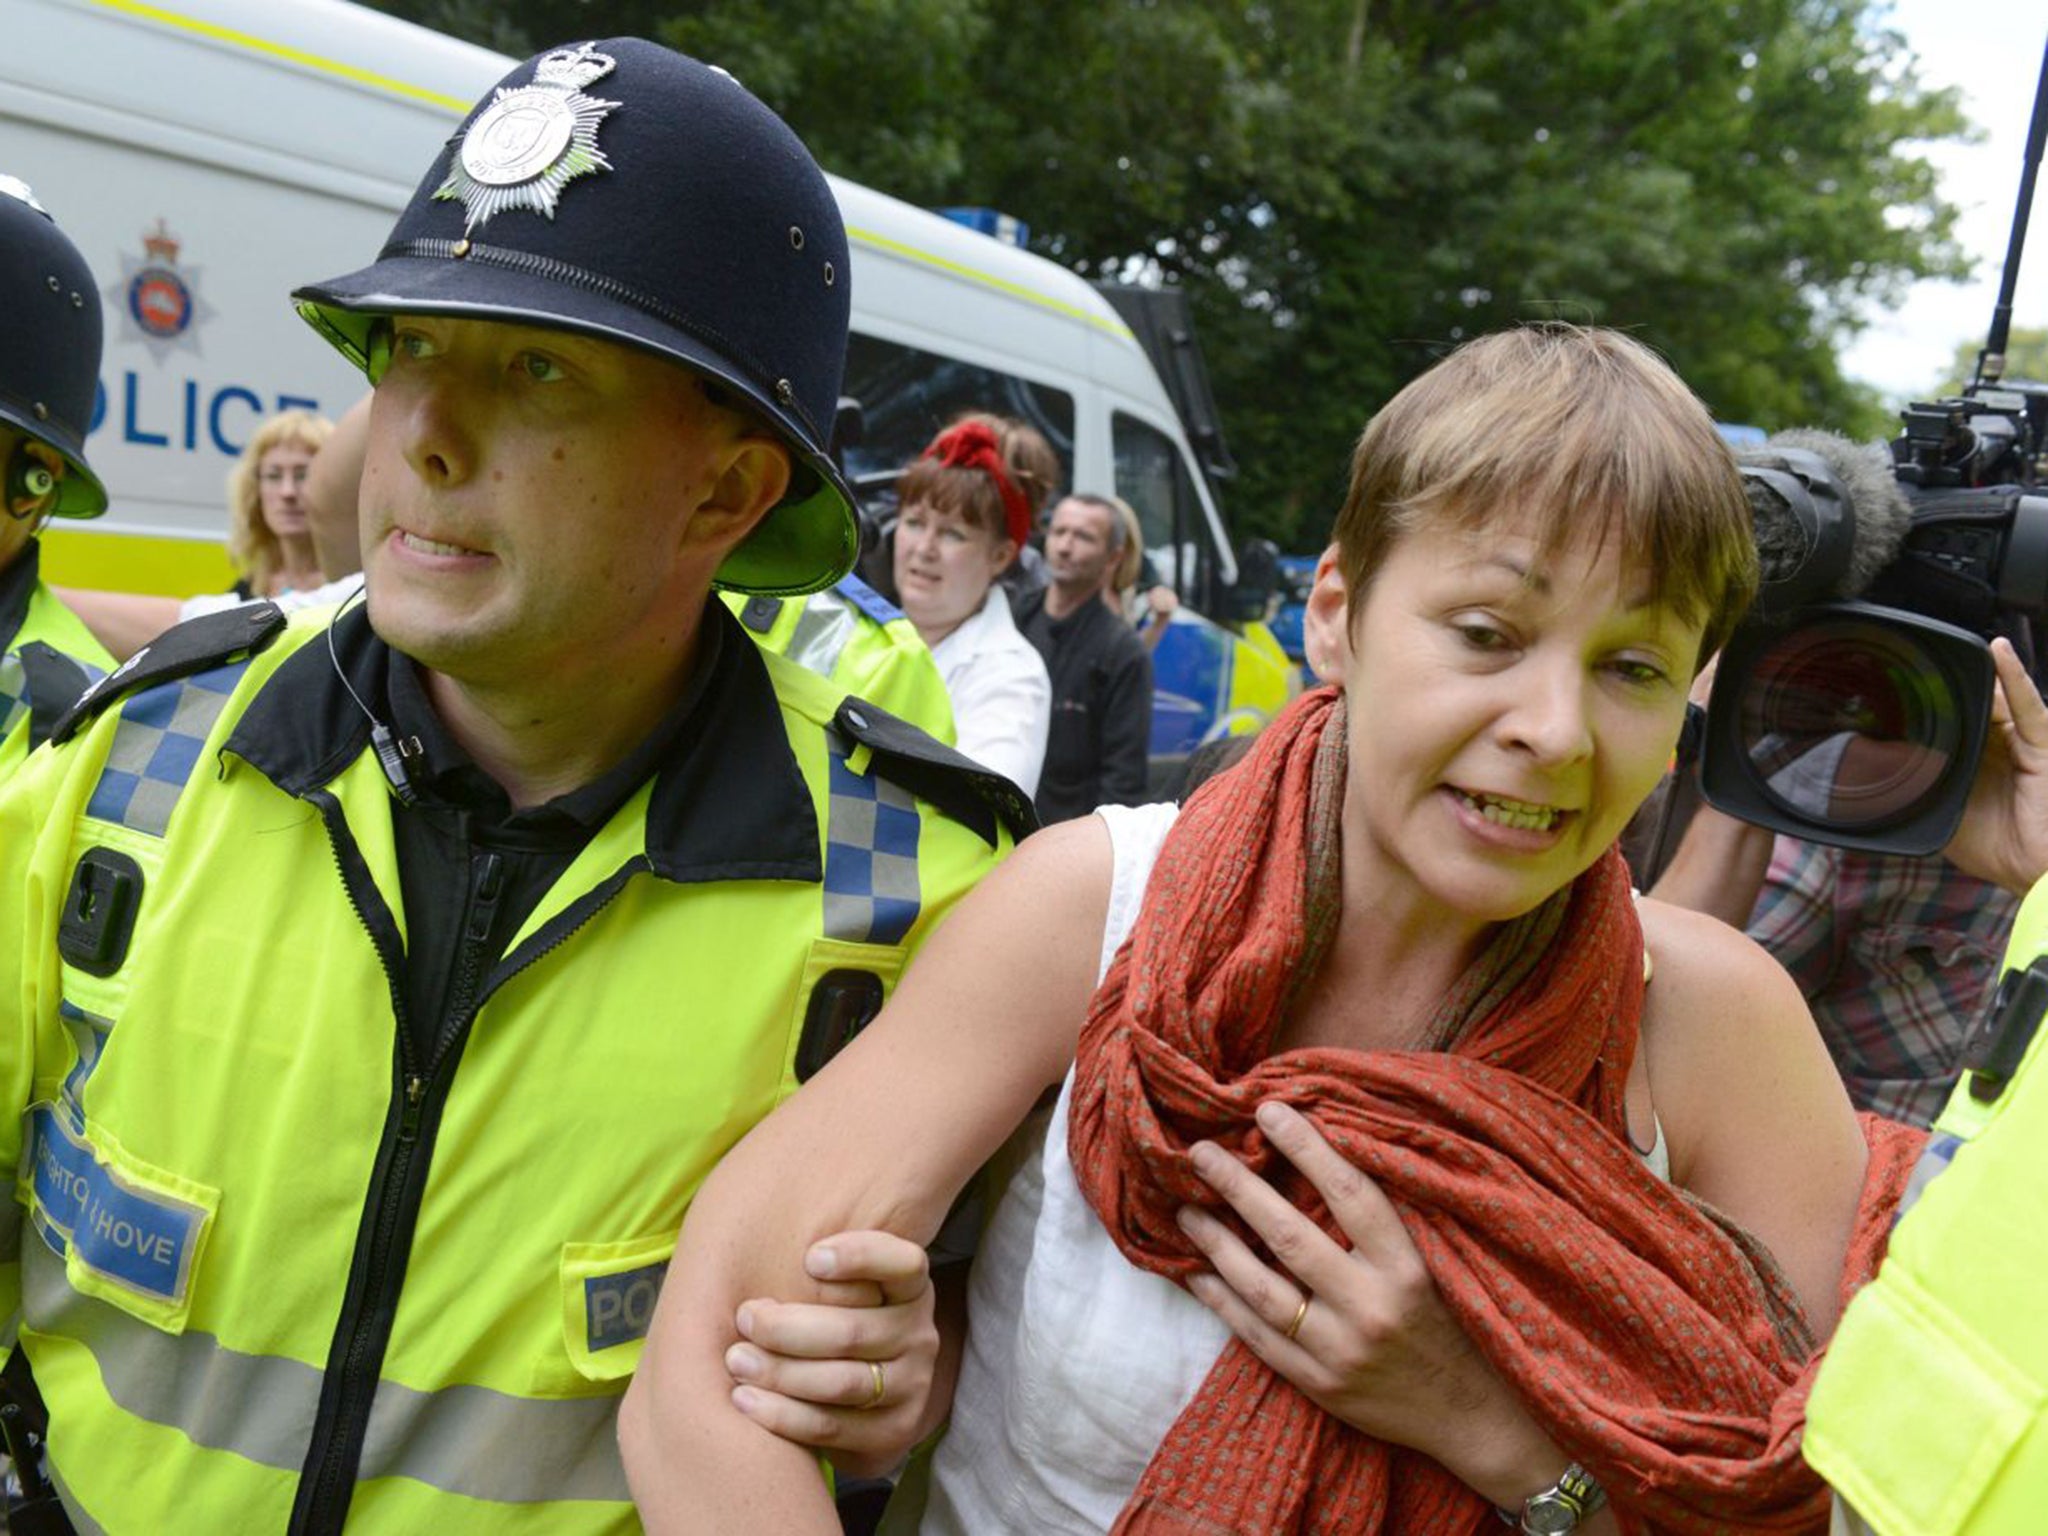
<box><xmin>1805</xmin><ymin>877</ymin><xmax>2048</xmax><ymax>1533</ymax></box>
<box><xmin>0</xmin><ymin>538</ymin><xmax>112</xmax><ymax>773</ymax></box>
<box><xmin>725</xmin><ymin>573</ymin><xmax>956</xmax><ymax>746</ymax></box>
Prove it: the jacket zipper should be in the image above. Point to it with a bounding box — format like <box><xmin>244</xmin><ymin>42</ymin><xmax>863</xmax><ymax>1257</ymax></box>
<box><xmin>289</xmin><ymin>802</ymin><xmax>638</xmax><ymax>1534</ymax></box>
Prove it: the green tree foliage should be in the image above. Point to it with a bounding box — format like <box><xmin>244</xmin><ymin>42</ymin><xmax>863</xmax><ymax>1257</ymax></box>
<box><xmin>364</xmin><ymin>0</ymin><xmax>1970</xmax><ymax>549</ymax></box>
<box><xmin>1947</xmin><ymin>326</ymin><xmax>2048</xmax><ymax>390</ymax></box>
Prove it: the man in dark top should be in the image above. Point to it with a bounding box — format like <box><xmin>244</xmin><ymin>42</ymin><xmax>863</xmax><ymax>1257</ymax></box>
<box><xmin>1016</xmin><ymin>493</ymin><xmax>1154</xmax><ymax>822</ymax></box>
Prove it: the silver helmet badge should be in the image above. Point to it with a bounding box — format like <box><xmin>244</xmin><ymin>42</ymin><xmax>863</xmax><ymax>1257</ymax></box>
<box><xmin>433</xmin><ymin>43</ymin><xmax>620</xmax><ymax>234</ymax></box>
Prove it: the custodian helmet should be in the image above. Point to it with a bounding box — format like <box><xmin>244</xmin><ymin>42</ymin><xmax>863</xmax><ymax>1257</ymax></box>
<box><xmin>293</xmin><ymin>39</ymin><xmax>856</xmax><ymax>596</ymax></box>
<box><xmin>0</xmin><ymin>176</ymin><xmax>108</xmax><ymax>519</ymax></box>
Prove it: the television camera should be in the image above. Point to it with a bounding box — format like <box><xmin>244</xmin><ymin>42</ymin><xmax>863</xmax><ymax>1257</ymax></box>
<box><xmin>1698</xmin><ymin>40</ymin><xmax>2048</xmax><ymax>856</ymax></box>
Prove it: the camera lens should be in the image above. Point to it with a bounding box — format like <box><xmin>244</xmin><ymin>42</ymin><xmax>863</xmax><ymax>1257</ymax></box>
<box><xmin>1734</xmin><ymin>617</ymin><xmax>1962</xmax><ymax>830</ymax></box>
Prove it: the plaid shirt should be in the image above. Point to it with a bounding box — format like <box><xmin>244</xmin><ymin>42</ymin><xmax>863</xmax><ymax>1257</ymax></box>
<box><xmin>1747</xmin><ymin>836</ymin><xmax>2017</xmax><ymax>1128</ymax></box>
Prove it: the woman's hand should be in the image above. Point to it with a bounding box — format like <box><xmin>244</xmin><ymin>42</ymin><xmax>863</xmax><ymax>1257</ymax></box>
<box><xmin>723</xmin><ymin>1230</ymin><xmax>938</xmax><ymax>1479</ymax></box>
<box><xmin>1179</xmin><ymin>1100</ymin><xmax>1565</xmax><ymax>1506</ymax></box>
<box><xmin>1947</xmin><ymin>636</ymin><xmax>2048</xmax><ymax>897</ymax></box>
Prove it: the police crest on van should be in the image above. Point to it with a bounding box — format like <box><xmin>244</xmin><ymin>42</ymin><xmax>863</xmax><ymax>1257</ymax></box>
<box><xmin>107</xmin><ymin>219</ymin><xmax>213</xmax><ymax>359</ymax></box>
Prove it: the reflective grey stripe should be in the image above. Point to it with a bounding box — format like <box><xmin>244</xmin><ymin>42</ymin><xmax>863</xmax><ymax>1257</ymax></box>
<box><xmin>361</xmin><ymin>1373</ymin><xmax>627</xmax><ymax>1503</ymax></box>
<box><xmin>25</xmin><ymin>1236</ymin><xmax>321</xmax><ymax>1471</ymax></box>
<box><xmin>24</xmin><ymin>1238</ymin><xmax>632</xmax><ymax>1505</ymax></box>
<box><xmin>785</xmin><ymin>588</ymin><xmax>859</xmax><ymax>681</ymax></box>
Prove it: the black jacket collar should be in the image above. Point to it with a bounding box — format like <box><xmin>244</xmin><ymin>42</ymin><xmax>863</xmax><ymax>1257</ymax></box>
<box><xmin>224</xmin><ymin>601</ymin><xmax>822</xmax><ymax>885</ymax></box>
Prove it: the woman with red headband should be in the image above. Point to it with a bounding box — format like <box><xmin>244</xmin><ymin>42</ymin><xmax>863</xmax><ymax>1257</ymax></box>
<box><xmin>892</xmin><ymin>414</ymin><xmax>1055</xmax><ymax>795</ymax></box>
<box><xmin>627</xmin><ymin>328</ymin><xmax>1926</xmax><ymax>1536</ymax></box>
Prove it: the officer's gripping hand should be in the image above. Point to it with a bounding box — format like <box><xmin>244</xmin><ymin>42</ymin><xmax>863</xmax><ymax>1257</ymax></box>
<box><xmin>723</xmin><ymin>1229</ymin><xmax>936</xmax><ymax>1477</ymax></box>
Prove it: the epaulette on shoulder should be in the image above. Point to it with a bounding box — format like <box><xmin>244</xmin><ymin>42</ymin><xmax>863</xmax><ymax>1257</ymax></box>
<box><xmin>833</xmin><ymin>697</ymin><xmax>1037</xmax><ymax>848</ymax></box>
<box><xmin>834</xmin><ymin>574</ymin><xmax>904</xmax><ymax>627</ymax></box>
<box><xmin>49</xmin><ymin>602</ymin><xmax>288</xmax><ymax>747</ymax></box>
<box><xmin>19</xmin><ymin>642</ymin><xmax>96</xmax><ymax>751</ymax></box>
<box><xmin>735</xmin><ymin>595</ymin><xmax>784</xmax><ymax>634</ymax></box>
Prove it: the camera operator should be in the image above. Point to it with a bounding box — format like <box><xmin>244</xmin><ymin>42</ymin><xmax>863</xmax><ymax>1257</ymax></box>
<box><xmin>1652</xmin><ymin>629</ymin><xmax>2048</xmax><ymax>1127</ymax></box>
<box><xmin>1647</xmin><ymin>417</ymin><xmax>2048</xmax><ymax>1127</ymax></box>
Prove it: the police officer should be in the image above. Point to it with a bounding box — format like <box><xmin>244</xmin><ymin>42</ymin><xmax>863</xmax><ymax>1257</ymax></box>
<box><xmin>0</xmin><ymin>40</ymin><xmax>1024</xmax><ymax>1535</ymax></box>
<box><xmin>726</xmin><ymin>575</ymin><xmax>957</xmax><ymax>743</ymax></box>
<box><xmin>1802</xmin><ymin>635</ymin><xmax>2048</xmax><ymax>1533</ymax></box>
<box><xmin>0</xmin><ymin>177</ymin><xmax>115</xmax><ymax>767</ymax></box>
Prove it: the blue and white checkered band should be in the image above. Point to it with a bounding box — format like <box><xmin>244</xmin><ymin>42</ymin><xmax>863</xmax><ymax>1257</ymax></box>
<box><xmin>84</xmin><ymin>662</ymin><xmax>250</xmax><ymax>836</ymax></box>
<box><xmin>58</xmin><ymin>1000</ymin><xmax>113</xmax><ymax>1108</ymax></box>
<box><xmin>1895</xmin><ymin>1129</ymin><xmax>1965</xmax><ymax>1225</ymax></box>
<box><xmin>433</xmin><ymin>42</ymin><xmax>620</xmax><ymax>234</ymax></box>
<box><xmin>0</xmin><ymin>651</ymin><xmax>25</xmax><ymax>742</ymax></box>
<box><xmin>823</xmin><ymin>740</ymin><xmax>923</xmax><ymax>946</ymax></box>
<box><xmin>0</xmin><ymin>651</ymin><xmax>103</xmax><ymax>742</ymax></box>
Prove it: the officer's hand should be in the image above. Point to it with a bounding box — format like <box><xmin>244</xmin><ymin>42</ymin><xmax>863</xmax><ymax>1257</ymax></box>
<box><xmin>724</xmin><ymin>1229</ymin><xmax>936</xmax><ymax>1477</ymax></box>
<box><xmin>1948</xmin><ymin>637</ymin><xmax>2048</xmax><ymax>897</ymax></box>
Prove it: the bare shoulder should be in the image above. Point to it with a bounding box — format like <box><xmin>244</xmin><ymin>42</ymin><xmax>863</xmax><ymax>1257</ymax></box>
<box><xmin>930</xmin><ymin>811</ymin><xmax>1115</xmax><ymax>971</ymax></box>
<box><xmin>1634</xmin><ymin>893</ymin><xmax>1838</xmax><ymax>1111</ymax></box>
<box><xmin>855</xmin><ymin>811</ymin><xmax>1115</xmax><ymax>1092</ymax></box>
<box><xmin>1635</xmin><ymin>895</ymin><xmax>1864</xmax><ymax>1329</ymax></box>
<box><xmin>1635</xmin><ymin>895</ymin><xmax>1805</xmax><ymax>1022</ymax></box>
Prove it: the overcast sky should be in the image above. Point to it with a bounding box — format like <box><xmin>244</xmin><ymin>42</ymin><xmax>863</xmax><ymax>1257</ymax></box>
<box><xmin>1841</xmin><ymin>2</ymin><xmax>2047</xmax><ymax>402</ymax></box>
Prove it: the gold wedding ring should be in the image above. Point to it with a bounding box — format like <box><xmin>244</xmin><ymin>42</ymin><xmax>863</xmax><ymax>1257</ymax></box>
<box><xmin>1283</xmin><ymin>1296</ymin><xmax>1311</xmax><ymax>1342</ymax></box>
<box><xmin>860</xmin><ymin>1359</ymin><xmax>887</xmax><ymax>1411</ymax></box>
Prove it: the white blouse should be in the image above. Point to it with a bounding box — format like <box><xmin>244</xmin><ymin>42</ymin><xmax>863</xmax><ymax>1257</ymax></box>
<box><xmin>908</xmin><ymin>802</ymin><xmax>1219</xmax><ymax>1534</ymax></box>
<box><xmin>899</xmin><ymin>801</ymin><xmax>1668</xmax><ymax>1534</ymax></box>
<box><xmin>927</xmin><ymin>587</ymin><xmax>1050</xmax><ymax>796</ymax></box>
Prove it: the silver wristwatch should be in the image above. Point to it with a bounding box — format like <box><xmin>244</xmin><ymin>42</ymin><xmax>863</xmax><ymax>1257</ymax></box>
<box><xmin>1498</xmin><ymin>1462</ymin><xmax>1606</xmax><ymax>1534</ymax></box>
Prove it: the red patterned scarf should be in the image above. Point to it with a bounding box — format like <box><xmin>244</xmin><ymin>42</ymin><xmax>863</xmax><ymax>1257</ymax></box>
<box><xmin>1068</xmin><ymin>686</ymin><xmax>1923</xmax><ymax>1535</ymax></box>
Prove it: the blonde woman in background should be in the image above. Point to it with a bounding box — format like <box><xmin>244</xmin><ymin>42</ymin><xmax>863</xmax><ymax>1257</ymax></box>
<box><xmin>1101</xmin><ymin>491</ymin><xmax>1179</xmax><ymax>640</ymax></box>
<box><xmin>225</xmin><ymin>407</ymin><xmax>332</xmax><ymax>599</ymax></box>
<box><xmin>1102</xmin><ymin>494</ymin><xmax>1144</xmax><ymax>619</ymax></box>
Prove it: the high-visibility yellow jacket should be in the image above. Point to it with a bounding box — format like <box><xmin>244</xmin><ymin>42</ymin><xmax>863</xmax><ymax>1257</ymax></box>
<box><xmin>724</xmin><ymin>573</ymin><xmax>955</xmax><ymax>746</ymax></box>
<box><xmin>0</xmin><ymin>602</ymin><xmax>1016</xmax><ymax>1534</ymax></box>
<box><xmin>1805</xmin><ymin>877</ymin><xmax>2048</xmax><ymax>1533</ymax></box>
<box><xmin>0</xmin><ymin>540</ymin><xmax>113</xmax><ymax>772</ymax></box>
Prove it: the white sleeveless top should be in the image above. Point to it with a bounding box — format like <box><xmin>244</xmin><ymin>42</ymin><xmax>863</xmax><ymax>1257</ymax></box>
<box><xmin>901</xmin><ymin>802</ymin><xmax>1666</xmax><ymax>1534</ymax></box>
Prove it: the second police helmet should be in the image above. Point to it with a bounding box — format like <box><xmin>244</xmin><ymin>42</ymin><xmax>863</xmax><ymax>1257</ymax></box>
<box><xmin>293</xmin><ymin>39</ymin><xmax>857</xmax><ymax>597</ymax></box>
<box><xmin>0</xmin><ymin>177</ymin><xmax>108</xmax><ymax>520</ymax></box>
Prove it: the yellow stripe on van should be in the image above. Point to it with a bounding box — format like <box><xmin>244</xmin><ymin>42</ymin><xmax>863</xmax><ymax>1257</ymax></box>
<box><xmin>846</xmin><ymin>225</ymin><xmax>1135</xmax><ymax>342</ymax></box>
<box><xmin>40</xmin><ymin>528</ymin><xmax>239</xmax><ymax>599</ymax></box>
<box><xmin>85</xmin><ymin>1</ymin><xmax>1147</xmax><ymax>346</ymax></box>
<box><xmin>86</xmin><ymin>0</ymin><xmax>472</xmax><ymax>113</ymax></box>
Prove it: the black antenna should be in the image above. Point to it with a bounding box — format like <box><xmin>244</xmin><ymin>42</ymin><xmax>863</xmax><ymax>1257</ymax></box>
<box><xmin>1975</xmin><ymin>34</ymin><xmax>2048</xmax><ymax>387</ymax></box>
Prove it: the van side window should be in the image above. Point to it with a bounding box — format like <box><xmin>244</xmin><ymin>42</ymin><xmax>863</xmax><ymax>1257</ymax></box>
<box><xmin>1113</xmin><ymin>412</ymin><xmax>1211</xmax><ymax>606</ymax></box>
<box><xmin>843</xmin><ymin>334</ymin><xmax>1076</xmax><ymax>492</ymax></box>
